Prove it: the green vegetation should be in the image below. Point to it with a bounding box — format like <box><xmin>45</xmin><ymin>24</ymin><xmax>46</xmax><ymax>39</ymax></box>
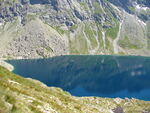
<box><xmin>0</xmin><ymin>66</ymin><xmax>86</xmax><ymax>113</ymax></box>
<box><xmin>97</xmin><ymin>29</ymin><xmax>104</xmax><ymax>49</ymax></box>
<box><xmin>69</xmin><ymin>20</ymin><xmax>118</xmax><ymax>54</ymax></box>
<box><xmin>70</xmin><ymin>24</ymin><xmax>78</xmax><ymax>31</ymax></box>
<box><xmin>147</xmin><ymin>21</ymin><xmax>150</xmax><ymax>39</ymax></box>
<box><xmin>54</xmin><ymin>26</ymin><xmax>69</xmax><ymax>35</ymax></box>
<box><xmin>105</xmin><ymin>38</ymin><xmax>114</xmax><ymax>53</ymax></box>
<box><xmin>119</xmin><ymin>36</ymin><xmax>142</xmax><ymax>49</ymax></box>
<box><xmin>147</xmin><ymin>38</ymin><xmax>150</xmax><ymax>50</ymax></box>
<box><xmin>106</xmin><ymin>24</ymin><xmax>119</xmax><ymax>40</ymax></box>
<box><xmin>27</xmin><ymin>14</ymin><xmax>37</xmax><ymax>22</ymax></box>
<box><xmin>79</xmin><ymin>2</ymin><xmax>89</xmax><ymax>11</ymax></box>
<box><xmin>93</xmin><ymin>1</ymin><xmax>103</xmax><ymax>15</ymax></box>
<box><xmin>84</xmin><ymin>22</ymin><xmax>98</xmax><ymax>49</ymax></box>
<box><xmin>69</xmin><ymin>26</ymin><xmax>89</xmax><ymax>54</ymax></box>
<box><xmin>147</xmin><ymin>22</ymin><xmax>150</xmax><ymax>49</ymax></box>
<box><xmin>69</xmin><ymin>22</ymin><xmax>100</xmax><ymax>54</ymax></box>
<box><xmin>128</xmin><ymin>6</ymin><xmax>136</xmax><ymax>13</ymax></box>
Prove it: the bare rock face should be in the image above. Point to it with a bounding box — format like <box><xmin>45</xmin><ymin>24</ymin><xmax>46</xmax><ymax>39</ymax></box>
<box><xmin>0</xmin><ymin>0</ymin><xmax>150</xmax><ymax>59</ymax></box>
<box><xmin>112</xmin><ymin>106</ymin><xmax>124</xmax><ymax>113</ymax></box>
<box><xmin>2</xmin><ymin>18</ymin><xmax>69</xmax><ymax>59</ymax></box>
<box><xmin>0</xmin><ymin>0</ymin><xmax>29</xmax><ymax>24</ymax></box>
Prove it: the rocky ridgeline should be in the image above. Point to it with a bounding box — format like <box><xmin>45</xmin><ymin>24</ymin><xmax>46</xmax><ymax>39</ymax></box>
<box><xmin>0</xmin><ymin>0</ymin><xmax>29</xmax><ymax>24</ymax></box>
<box><xmin>0</xmin><ymin>0</ymin><xmax>150</xmax><ymax>59</ymax></box>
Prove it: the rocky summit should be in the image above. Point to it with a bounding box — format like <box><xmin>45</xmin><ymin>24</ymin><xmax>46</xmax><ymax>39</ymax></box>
<box><xmin>0</xmin><ymin>0</ymin><xmax>150</xmax><ymax>59</ymax></box>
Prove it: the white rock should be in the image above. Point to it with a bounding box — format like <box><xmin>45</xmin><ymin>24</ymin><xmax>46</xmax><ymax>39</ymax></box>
<box><xmin>0</xmin><ymin>23</ymin><xmax>3</xmax><ymax>26</ymax></box>
<box><xmin>0</xmin><ymin>60</ymin><xmax>14</xmax><ymax>71</ymax></box>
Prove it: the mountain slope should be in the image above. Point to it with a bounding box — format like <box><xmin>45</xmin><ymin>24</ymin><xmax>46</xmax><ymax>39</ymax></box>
<box><xmin>0</xmin><ymin>0</ymin><xmax>150</xmax><ymax>59</ymax></box>
<box><xmin>0</xmin><ymin>66</ymin><xmax>150</xmax><ymax>113</ymax></box>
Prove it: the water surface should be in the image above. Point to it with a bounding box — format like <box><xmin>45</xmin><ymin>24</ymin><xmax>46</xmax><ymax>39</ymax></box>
<box><xmin>7</xmin><ymin>55</ymin><xmax>150</xmax><ymax>101</ymax></box>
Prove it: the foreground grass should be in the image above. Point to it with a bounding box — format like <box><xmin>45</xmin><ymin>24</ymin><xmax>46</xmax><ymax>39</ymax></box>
<box><xmin>0</xmin><ymin>66</ymin><xmax>150</xmax><ymax>113</ymax></box>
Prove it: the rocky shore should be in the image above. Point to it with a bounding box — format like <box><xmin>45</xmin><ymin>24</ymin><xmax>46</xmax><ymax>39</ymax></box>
<box><xmin>0</xmin><ymin>60</ymin><xmax>14</xmax><ymax>71</ymax></box>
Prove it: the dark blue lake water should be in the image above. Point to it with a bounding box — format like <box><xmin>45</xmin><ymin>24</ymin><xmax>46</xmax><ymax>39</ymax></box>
<box><xmin>6</xmin><ymin>55</ymin><xmax>150</xmax><ymax>101</ymax></box>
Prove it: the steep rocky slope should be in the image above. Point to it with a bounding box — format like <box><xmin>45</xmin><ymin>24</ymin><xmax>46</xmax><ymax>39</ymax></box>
<box><xmin>0</xmin><ymin>66</ymin><xmax>150</xmax><ymax>113</ymax></box>
<box><xmin>0</xmin><ymin>0</ymin><xmax>150</xmax><ymax>59</ymax></box>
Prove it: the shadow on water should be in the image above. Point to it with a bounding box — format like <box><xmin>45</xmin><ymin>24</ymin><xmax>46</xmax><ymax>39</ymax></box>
<box><xmin>30</xmin><ymin>0</ymin><xmax>49</xmax><ymax>4</ymax></box>
<box><xmin>30</xmin><ymin>0</ymin><xmax>58</xmax><ymax>6</ymax></box>
<box><xmin>7</xmin><ymin>55</ymin><xmax>150</xmax><ymax>101</ymax></box>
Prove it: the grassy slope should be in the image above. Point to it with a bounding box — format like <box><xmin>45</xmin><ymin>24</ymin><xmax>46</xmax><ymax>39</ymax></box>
<box><xmin>0</xmin><ymin>66</ymin><xmax>150</xmax><ymax>113</ymax></box>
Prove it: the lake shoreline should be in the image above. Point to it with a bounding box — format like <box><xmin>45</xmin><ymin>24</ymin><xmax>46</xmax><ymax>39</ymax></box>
<box><xmin>7</xmin><ymin>55</ymin><xmax>150</xmax><ymax>101</ymax></box>
<box><xmin>3</xmin><ymin>54</ymin><xmax>150</xmax><ymax>61</ymax></box>
<box><xmin>0</xmin><ymin>60</ymin><xmax>14</xmax><ymax>71</ymax></box>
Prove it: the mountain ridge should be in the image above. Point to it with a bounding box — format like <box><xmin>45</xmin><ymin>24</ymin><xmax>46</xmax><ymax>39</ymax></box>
<box><xmin>0</xmin><ymin>0</ymin><xmax>150</xmax><ymax>59</ymax></box>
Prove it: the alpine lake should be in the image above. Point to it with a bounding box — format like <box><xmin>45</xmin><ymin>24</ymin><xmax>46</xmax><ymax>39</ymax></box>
<box><xmin>6</xmin><ymin>55</ymin><xmax>150</xmax><ymax>101</ymax></box>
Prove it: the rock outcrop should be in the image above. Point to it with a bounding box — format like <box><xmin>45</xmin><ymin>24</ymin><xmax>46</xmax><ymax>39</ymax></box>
<box><xmin>0</xmin><ymin>60</ymin><xmax>14</xmax><ymax>71</ymax></box>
